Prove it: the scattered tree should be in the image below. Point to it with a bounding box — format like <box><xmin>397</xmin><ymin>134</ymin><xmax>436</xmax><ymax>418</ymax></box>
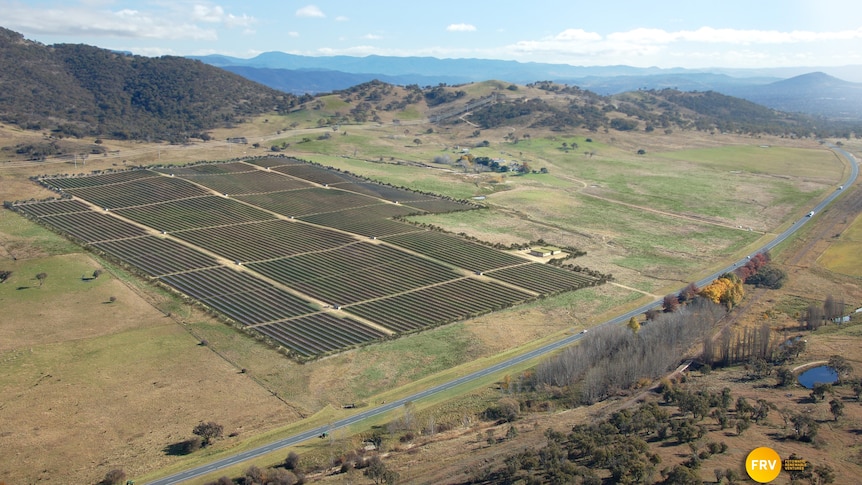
<box><xmin>745</xmin><ymin>264</ymin><xmax>786</xmax><ymax>289</ymax></box>
<box><xmin>192</xmin><ymin>421</ymin><xmax>224</xmax><ymax>446</ymax></box>
<box><xmin>752</xmin><ymin>399</ymin><xmax>772</xmax><ymax>423</ymax></box>
<box><xmin>0</xmin><ymin>270</ymin><xmax>12</xmax><ymax>283</ymax></box>
<box><xmin>678</xmin><ymin>282</ymin><xmax>699</xmax><ymax>303</ymax></box>
<box><xmin>790</xmin><ymin>413</ymin><xmax>819</xmax><ymax>441</ymax></box>
<box><xmin>813</xmin><ymin>464</ymin><xmax>836</xmax><ymax>484</ymax></box>
<box><xmin>497</xmin><ymin>397</ymin><xmax>520</xmax><ymax>422</ymax></box>
<box><xmin>663</xmin><ymin>294</ymin><xmax>680</xmax><ymax>313</ymax></box>
<box><xmin>660</xmin><ymin>464</ymin><xmax>702</xmax><ymax>484</ymax></box>
<box><xmin>775</xmin><ymin>366</ymin><xmax>794</xmax><ymax>388</ymax></box>
<box><xmin>823</xmin><ymin>295</ymin><xmax>845</xmax><ymax>322</ymax></box>
<box><xmin>735</xmin><ymin>417</ymin><xmax>751</xmax><ymax>436</ymax></box>
<box><xmin>699</xmin><ymin>273</ymin><xmax>743</xmax><ymax>309</ymax></box>
<box><xmin>810</xmin><ymin>383</ymin><xmax>832</xmax><ymax>402</ymax></box>
<box><xmin>35</xmin><ymin>272</ymin><xmax>47</xmax><ymax>287</ymax></box>
<box><xmin>828</xmin><ymin>355</ymin><xmax>853</xmax><ymax>385</ymax></box>
<box><xmin>852</xmin><ymin>379</ymin><xmax>862</xmax><ymax>401</ymax></box>
<box><xmin>724</xmin><ymin>468</ymin><xmax>741</xmax><ymax>484</ymax></box>
<box><xmin>284</xmin><ymin>451</ymin><xmax>300</xmax><ymax>470</ymax></box>
<box><xmin>805</xmin><ymin>304</ymin><xmax>824</xmax><ymax>330</ymax></box>
<box><xmin>829</xmin><ymin>398</ymin><xmax>845</xmax><ymax>421</ymax></box>
<box><xmin>364</xmin><ymin>456</ymin><xmax>398</xmax><ymax>485</ymax></box>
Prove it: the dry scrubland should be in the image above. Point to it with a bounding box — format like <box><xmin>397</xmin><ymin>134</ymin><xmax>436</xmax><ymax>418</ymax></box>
<box><xmin>0</xmin><ymin>108</ymin><xmax>857</xmax><ymax>484</ymax></box>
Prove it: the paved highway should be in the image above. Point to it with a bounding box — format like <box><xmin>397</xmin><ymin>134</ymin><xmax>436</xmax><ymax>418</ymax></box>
<box><xmin>147</xmin><ymin>146</ymin><xmax>858</xmax><ymax>484</ymax></box>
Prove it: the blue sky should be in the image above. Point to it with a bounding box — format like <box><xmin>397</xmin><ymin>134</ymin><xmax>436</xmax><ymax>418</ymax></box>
<box><xmin>3</xmin><ymin>0</ymin><xmax>861</xmax><ymax>69</ymax></box>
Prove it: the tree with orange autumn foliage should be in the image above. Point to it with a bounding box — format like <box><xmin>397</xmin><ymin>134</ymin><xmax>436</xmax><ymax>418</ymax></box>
<box><xmin>699</xmin><ymin>273</ymin><xmax>744</xmax><ymax>309</ymax></box>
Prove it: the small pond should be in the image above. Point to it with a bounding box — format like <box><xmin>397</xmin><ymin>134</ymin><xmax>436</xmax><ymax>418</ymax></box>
<box><xmin>797</xmin><ymin>365</ymin><xmax>838</xmax><ymax>389</ymax></box>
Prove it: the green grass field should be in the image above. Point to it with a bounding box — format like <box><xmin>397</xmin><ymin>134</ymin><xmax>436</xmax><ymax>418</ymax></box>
<box><xmin>654</xmin><ymin>145</ymin><xmax>844</xmax><ymax>180</ymax></box>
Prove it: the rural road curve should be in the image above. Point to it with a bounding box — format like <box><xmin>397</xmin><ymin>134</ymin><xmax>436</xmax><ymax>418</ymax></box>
<box><xmin>146</xmin><ymin>145</ymin><xmax>858</xmax><ymax>484</ymax></box>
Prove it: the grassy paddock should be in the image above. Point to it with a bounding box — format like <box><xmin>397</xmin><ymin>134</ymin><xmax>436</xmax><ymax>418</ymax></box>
<box><xmin>818</xmin><ymin>211</ymin><xmax>862</xmax><ymax>276</ymax></box>
<box><xmin>487</xmin><ymin>188</ymin><xmax>760</xmax><ymax>277</ymax></box>
<box><xmin>0</xmin><ymin>257</ymin><xmax>289</xmax><ymax>485</ymax></box>
<box><xmin>653</xmin><ymin>144</ymin><xmax>844</xmax><ymax>180</ymax></box>
<box><xmin>0</xmin><ymin>208</ymin><xmax>80</xmax><ymax>258</ymax></box>
<box><xmin>139</xmin><ymin>326</ymin><xmax>567</xmax><ymax>485</ymax></box>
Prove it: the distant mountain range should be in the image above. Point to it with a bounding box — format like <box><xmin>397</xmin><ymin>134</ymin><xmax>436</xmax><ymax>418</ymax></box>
<box><xmin>191</xmin><ymin>52</ymin><xmax>862</xmax><ymax>120</ymax></box>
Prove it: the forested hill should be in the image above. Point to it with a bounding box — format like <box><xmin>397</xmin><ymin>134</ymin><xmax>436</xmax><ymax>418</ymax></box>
<box><xmin>0</xmin><ymin>27</ymin><xmax>296</xmax><ymax>141</ymax></box>
<box><xmin>397</xmin><ymin>81</ymin><xmax>855</xmax><ymax>137</ymax></box>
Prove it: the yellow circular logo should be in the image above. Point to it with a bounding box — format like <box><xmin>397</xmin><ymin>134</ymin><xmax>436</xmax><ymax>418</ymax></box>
<box><xmin>746</xmin><ymin>447</ymin><xmax>782</xmax><ymax>483</ymax></box>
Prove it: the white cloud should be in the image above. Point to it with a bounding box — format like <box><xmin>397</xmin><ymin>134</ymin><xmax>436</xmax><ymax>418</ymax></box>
<box><xmin>295</xmin><ymin>5</ymin><xmax>325</xmax><ymax>18</ymax></box>
<box><xmin>680</xmin><ymin>26</ymin><xmax>862</xmax><ymax>44</ymax></box>
<box><xmin>554</xmin><ymin>29</ymin><xmax>602</xmax><ymax>42</ymax></box>
<box><xmin>335</xmin><ymin>16</ymin><xmax>349</xmax><ymax>22</ymax></box>
<box><xmin>605</xmin><ymin>26</ymin><xmax>862</xmax><ymax>45</ymax></box>
<box><xmin>15</xmin><ymin>6</ymin><xmax>217</xmax><ymax>40</ymax></box>
<box><xmin>191</xmin><ymin>4</ymin><xmax>255</xmax><ymax>29</ymax></box>
<box><xmin>288</xmin><ymin>31</ymin><xmax>300</xmax><ymax>38</ymax></box>
<box><xmin>191</xmin><ymin>5</ymin><xmax>226</xmax><ymax>23</ymax></box>
<box><xmin>362</xmin><ymin>33</ymin><xmax>382</xmax><ymax>40</ymax></box>
<box><xmin>446</xmin><ymin>23</ymin><xmax>476</xmax><ymax>32</ymax></box>
<box><xmin>1</xmin><ymin>2</ymin><xmax>255</xmax><ymax>41</ymax></box>
<box><xmin>494</xmin><ymin>25</ymin><xmax>862</xmax><ymax>67</ymax></box>
<box><xmin>605</xmin><ymin>28</ymin><xmax>674</xmax><ymax>44</ymax></box>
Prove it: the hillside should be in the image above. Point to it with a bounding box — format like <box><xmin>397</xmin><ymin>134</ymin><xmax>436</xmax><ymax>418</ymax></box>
<box><xmin>727</xmin><ymin>72</ymin><xmax>862</xmax><ymax>120</ymax></box>
<box><xmin>425</xmin><ymin>82</ymin><xmax>854</xmax><ymax>137</ymax></box>
<box><xmin>0</xmin><ymin>27</ymin><xmax>296</xmax><ymax>142</ymax></box>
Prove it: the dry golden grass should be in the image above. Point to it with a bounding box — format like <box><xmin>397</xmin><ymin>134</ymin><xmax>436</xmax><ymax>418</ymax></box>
<box><xmin>819</xmin><ymin>211</ymin><xmax>862</xmax><ymax>277</ymax></box>
<box><xmin>0</xmin><ymin>252</ymin><xmax>293</xmax><ymax>484</ymax></box>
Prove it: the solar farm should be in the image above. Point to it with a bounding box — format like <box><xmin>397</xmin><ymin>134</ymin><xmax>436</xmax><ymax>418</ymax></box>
<box><xmin>13</xmin><ymin>157</ymin><xmax>602</xmax><ymax>360</ymax></box>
